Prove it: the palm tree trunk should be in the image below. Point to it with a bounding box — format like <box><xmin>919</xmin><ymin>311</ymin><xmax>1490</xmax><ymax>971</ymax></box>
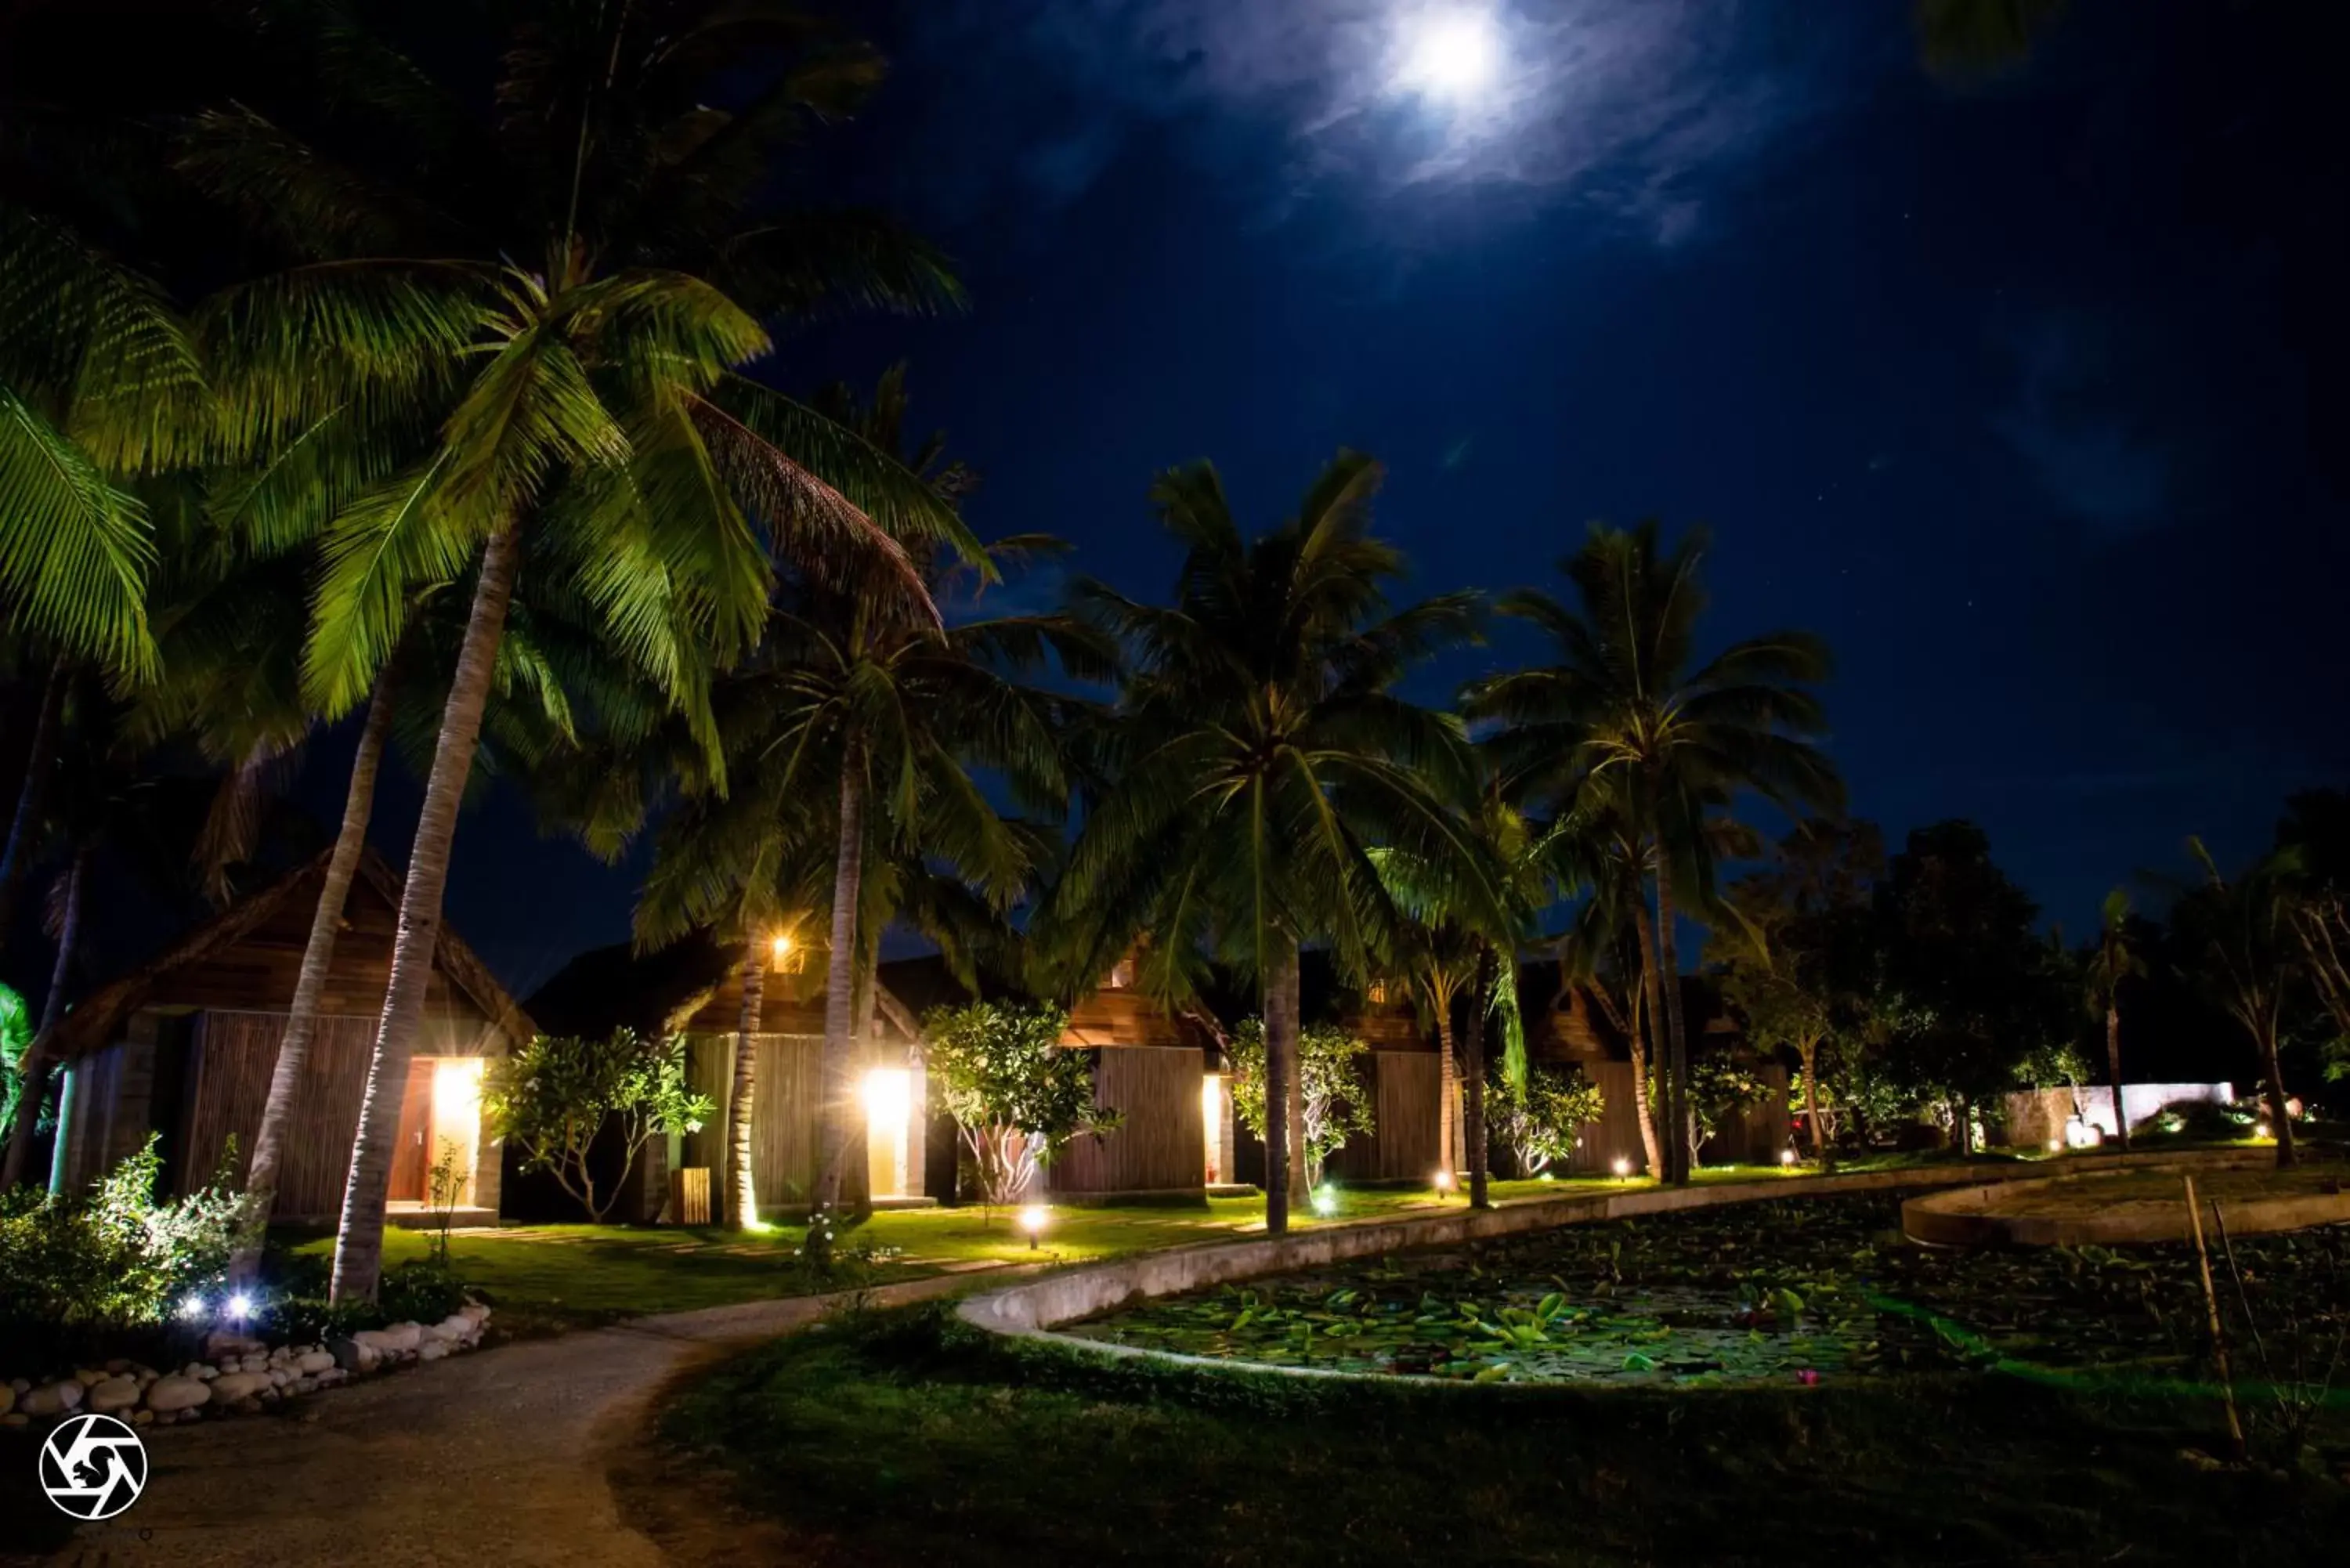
<box><xmin>1799</xmin><ymin>1036</ymin><xmax>1828</xmax><ymax>1166</ymax></box>
<box><xmin>1435</xmin><ymin>1003</ymin><xmax>1458</xmax><ymax>1185</ymax></box>
<box><xmin>330</xmin><ymin>525</ymin><xmax>521</xmax><ymax>1303</ymax></box>
<box><xmin>813</xmin><ymin>739</ymin><xmax>866</xmax><ymax>1214</ymax></box>
<box><xmin>1263</xmin><ymin>935</ymin><xmax>1299</xmax><ymax>1234</ymax></box>
<box><xmin>3</xmin><ymin>844</ymin><xmax>85</xmax><ymax>1189</ymax></box>
<box><xmin>231</xmin><ymin>677</ymin><xmax>395</xmax><ymax>1280</ymax></box>
<box><xmin>2258</xmin><ymin>1018</ymin><xmax>2295</xmax><ymax>1169</ymax></box>
<box><xmin>729</xmin><ymin>949</ymin><xmax>765</xmax><ymax>1229</ymax></box>
<box><xmin>1653</xmin><ymin>869</ymin><xmax>1692</xmax><ymax>1187</ymax></box>
<box><xmin>1627</xmin><ymin>890</ymin><xmax>1668</xmax><ymax>1180</ymax></box>
<box><xmin>1464</xmin><ymin>973</ymin><xmax>1489</xmax><ymax>1209</ymax></box>
<box><xmin>0</xmin><ymin>655</ymin><xmax>67</xmax><ymax>956</ymax></box>
<box><xmin>2105</xmin><ymin>1006</ymin><xmax>2128</xmax><ymax>1154</ymax></box>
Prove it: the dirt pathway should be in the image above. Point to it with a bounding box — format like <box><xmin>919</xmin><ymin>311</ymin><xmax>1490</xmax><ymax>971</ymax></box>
<box><xmin>37</xmin><ymin>1273</ymin><xmax>992</xmax><ymax>1568</ymax></box>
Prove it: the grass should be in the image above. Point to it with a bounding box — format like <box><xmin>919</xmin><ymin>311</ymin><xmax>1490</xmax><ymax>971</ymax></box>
<box><xmin>661</xmin><ymin>1300</ymin><xmax>2350</xmax><ymax>1567</ymax></box>
<box><xmin>284</xmin><ymin>1186</ymin><xmax>1570</xmax><ymax>1330</ymax></box>
<box><xmin>285</xmin><ymin>1140</ymin><xmax>2287</xmax><ymax>1331</ymax></box>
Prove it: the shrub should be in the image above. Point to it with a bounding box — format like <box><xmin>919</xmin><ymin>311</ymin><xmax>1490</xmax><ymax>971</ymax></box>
<box><xmin>924</xmin><ymin>1002</ymin><xmax>1120</xmax><ymax>1208</ymax></box>
<box><xmin>484</xmin><ymin>1028</ymin><xmax>714</xmax><ymax>1221</ymax></box>
<box><xmin>0</xmin><ymin>1134</ymin><xmax>249</xmax><ymax>1367</ymax></box>
<box><xmin>1227</xmin><ymin>1019</ymin><xmax>1372</xmax><ymax>1185</ymax></box>
<box><xmin>1489</xmin><ymin>1064</ymin><xmax>1603</xmax><ymax>1176</ymax></box>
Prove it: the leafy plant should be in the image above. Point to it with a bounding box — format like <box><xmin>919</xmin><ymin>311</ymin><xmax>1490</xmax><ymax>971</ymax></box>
<box><xmin>1227</xmin><ymin>1018</ymin><xmax>1374</xmax><ymax>1185</ymax></box>
<box><xmin>0</xmin><ymin>980</ymin><xmax>30</xmax><ymax>1141</ymax></box>
<box><xmin>924</xmin><ymin>1002</ymin><xmax>1119</xmax><ymax>1209</ymax></box>
<box><xmin>484</xmin><ymin>1029</ymin><xmax>714</xmax><ymax>1222</ymax></box>
<box><xmin>0</xmin><ymin>1134</ymin><xmax>249</xmax><ymax>1365</ymax></box>
<box><xmin>1489</xmin><ymin>1063</ymin><xmax>1604</xmax><ymax>1176</ymax></box>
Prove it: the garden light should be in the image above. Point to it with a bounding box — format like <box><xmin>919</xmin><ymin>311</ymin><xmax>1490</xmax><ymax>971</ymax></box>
<box><xmin>2256</xmin><ymin>1122</ymin><xmax>2272</xmax><ymax>1140</ymax></box>
<box><xmin>179</xmin><ymin>1294</ymin><xmax>206</xmax><ymax>1321</ymax></box>
<box><xmin>1779</xmin><ymin>1147</ymin><xmax>1799</xmax><ymax>1167</ymax></box>
<box><xmin>1311</xmin><ymin>1185</ymin><xmax>1340</xmax><ymax>1218</ymax></box>
<box><xmin>770</xmin><ymin>932</ymin><xmax>792</xmax><ymax>963</ymax></box>
<box><xmin>1611</xmin><ymin>1157</ymin><xmax>1632</xmax><ymax>1180</ymax></box>
<box><xmin>1019</xmin><ymin>1204</ymin><xmax>1049</xmax><ymax>1249</ymax></box>
<box><xmin>1433</xmin><ymin>1169</ymin><xmax>1455</xmax><ymax>1193</ymax></box>
<box><xmin>226</xmin><ymin>1292</ymin><xmax>253</xmax><ymax>1322</ymax></box>
<box><xmin>2046</xmin><ymin>1137</ymin><xmax>2064</xmax><ymax>1153</ymax></box>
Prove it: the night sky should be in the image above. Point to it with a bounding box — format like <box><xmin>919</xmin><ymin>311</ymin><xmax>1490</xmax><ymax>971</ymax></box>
<box><xmin>369</xmin><ymin>0</ymin><xmax>2347</xmax><ymax>998</ymax></box>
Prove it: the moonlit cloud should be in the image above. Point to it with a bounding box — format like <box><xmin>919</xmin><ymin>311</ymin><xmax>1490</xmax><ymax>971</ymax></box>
<box><xmin>897</xmin><ymin>1</ymin><xmax>1823</xmax><ymax>247</ymax></box>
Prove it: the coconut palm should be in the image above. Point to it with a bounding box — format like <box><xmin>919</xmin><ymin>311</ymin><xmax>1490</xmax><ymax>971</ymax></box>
<box><xmin>175</xmin><ymin>1</ymin><xmax>974</xmax><ymax>1299</ymax></box>
<box><xmin>1466</xmin><ymin>521</ymin><xmax>1840</xmax><ymax>1184</ymax></box>
<box><xmin>1037</xmin><ymin>451</ymin><xmax>1499</xmax><ymax>1232</ymax></box>
<box><xmin>2084</xmin><ymin>887</ymin><xmax>2144</xmax><ymax>1152</ymax></box>
<box><xmin>2169</xmin><ymin>840</ymin><xmax>2301</xmax><ymax>1169</ymax></box>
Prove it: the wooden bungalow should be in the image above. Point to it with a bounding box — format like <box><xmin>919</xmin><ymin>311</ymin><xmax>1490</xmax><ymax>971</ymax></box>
<box><xmin>45</xmin><ymin>849</ymin><xmax>533</xmax><ymax>1226</ymax></box>
<box><xmin>1043</xmin><ymin>956</ymin><xmax>1224</xmax><ymax>1201</ymax></box>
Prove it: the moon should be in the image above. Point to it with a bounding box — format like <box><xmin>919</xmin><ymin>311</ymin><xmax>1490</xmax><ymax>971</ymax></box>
<box><xmin>1397</xmin><ymin>9</ymin><xmax>1502</xmax><ymax>99</ymax></box>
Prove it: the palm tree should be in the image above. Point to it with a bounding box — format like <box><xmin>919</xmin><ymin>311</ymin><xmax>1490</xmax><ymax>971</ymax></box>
<box><xmin>2170</xmin><ymin>840</ymin><xmax>2301</xmax><ymax>1169</ymax></box>
<box><xmin>1467</xmin><ymin>521</ymin><xmax>1840</xmax><ymax>1184</ymax></box>
<box><xmin>2084</xmin><ymin>888</ymin><xmax>2143</xmax><ymax>1152</ymax></box>
<box><xmin>178</xmin><ymin>2</ymin><xmax>973</xmax><ymax>1300</ymax></box>
<box><xmin>1039</xmin><ymin>452</ymin><xmax>1499</xmax><ymax>1232</ymax></box>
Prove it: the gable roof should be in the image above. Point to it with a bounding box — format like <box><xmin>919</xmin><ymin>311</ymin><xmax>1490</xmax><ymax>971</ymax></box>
<box><xmin>52</xmin><ymin>848</ymin><xmax>533</xmax><ymax>1060</ymax></box>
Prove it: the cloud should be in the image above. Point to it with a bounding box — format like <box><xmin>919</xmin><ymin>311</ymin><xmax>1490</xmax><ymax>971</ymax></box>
<box><xmin>894</xmin><ymin>1</ymin><xmax>1824</xmax><ymax>247</ymax></box>
<box><xmin>1994</xmin><ymin>311</ymin><xmax>2167</xmax><ymax>533</ymax></box>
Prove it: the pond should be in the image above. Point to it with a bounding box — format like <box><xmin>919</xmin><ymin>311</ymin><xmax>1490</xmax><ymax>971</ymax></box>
<box><xmin>1065</xmin><ymin>1193</ymin><xmax>2350</xmax><ymax>1388</ymax></box>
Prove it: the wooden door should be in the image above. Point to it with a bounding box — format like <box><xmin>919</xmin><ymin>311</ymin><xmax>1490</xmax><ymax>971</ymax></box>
<box><xmin>387</xmin><ymin>1058</ymin><xmax>436</xmax><ymax>1201</ymax></box>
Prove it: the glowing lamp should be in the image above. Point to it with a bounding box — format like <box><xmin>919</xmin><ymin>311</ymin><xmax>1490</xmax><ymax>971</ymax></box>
<box><xmin>1433</xmin><ymin>1169</ymin><xmax>1455</xmax><ymax>1193</ymax></box>
<box><xmin>2046</xmin><ymin>1137</ymin><xmax>2065</xmax><ymax>1154</ymax></box>
<box><xmin>769</xmin><ymin>932</ymin><xmax>792</xmax><ymax>963</ymax></box>
<box><xmin>1538</xmin><ymin>1171</ymin><xmax>1556</xmax><ymax>1183</ymax></box>
<box><xmin>1311</xmin><ymin>1185</ymin><xmax>1340</xmax><ymax>1218</ymax></box>
<box><xmin>1019</xmin><ymin>1204</ymin><xmax>1050</xmax><ymax>1249</ymax></box>
<box><xmin>179</xmin><ymin>1294</ymin><xmax>206</xmax><ymax>1321</ymax></box>
<box><xmin>226</xmin><ymin>1293</ymin><xmax>254</xmax><ymax>1323</ymax></box>
<box><xmin>1779</xmin><ymin>1147</ymin><xmax>1799</xmax><ymax>1167</ymax></box>
<box><xmin>2256</xmin><ymin>1122</ymin><xmax>2272</xmax><ymax>1140</ymax></box>
<box><xmin>1611</xmin><ymin>1157</ymin><xmax>1632</xmax><ymax>1180</ymax></box>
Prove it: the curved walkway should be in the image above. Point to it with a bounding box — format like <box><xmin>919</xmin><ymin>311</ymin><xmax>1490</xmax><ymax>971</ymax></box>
<box><xmin>33</xmin><ymin>1151</ymin><xmax>2265</xmax><ymax>1566</ymax></box>
<box><xmin>38</xmin><ymin>1272</ymin><xmax>995</xmax><ymax>1568</ymax></box>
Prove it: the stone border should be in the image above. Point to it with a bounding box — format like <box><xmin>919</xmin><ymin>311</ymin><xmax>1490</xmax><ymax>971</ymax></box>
<box><xmin>1902</xmin><ymin>1155</ymin><xmax>2339</xmax><ymax>1246</ymax></box>
<box><xmin>956</xmin><ymin>1150</ymin><xmax>2270</xmax><ymax>1356</ymax></box>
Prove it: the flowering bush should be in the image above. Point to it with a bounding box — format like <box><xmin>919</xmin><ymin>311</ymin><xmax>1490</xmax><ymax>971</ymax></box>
<box><xmin>484</xmin><ymin>1028</ymin><xmax>713</xmax><ymax>1221</ymax></box>
<box><xmin>924</xmin><ymin>1002</ymin><xmax>1119</xmax><ymax>1209</ymax></box>
<box><xmin>1489</xmin><ymin>1064</ymin><xmax>1604</xmax><ymax>1176</ymax></box>
<box><xmin>1227</xmin><ymin>1019</ymin><xmax>1372</xmax><ymax>1184</ymax></box>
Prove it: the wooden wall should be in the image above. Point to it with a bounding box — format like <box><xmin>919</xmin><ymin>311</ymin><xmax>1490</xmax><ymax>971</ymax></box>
<box><xmin>1047</xmin><ymin>1046</ymin><xmax>1203</xmax><ymax>1196</ymax></box>
<box><xmin>167</xmin><ymin>1010</ymin><xmax>505</xmax><ymax>1221</ymax></box>
<box><xmin>681</xmin><ymin>1032</ymin><xmax>869</xmax><ymax>1215</ymax></box>
<box><xmin>1326</xmin><ymin>1051</ymin><xmax>1439</xmax><ymax>1182</ymax></box>
<box><xmin>1703</xmin><ymin>1064</ymin><xmax>1793</xmax><ymax>1165</ymax></box>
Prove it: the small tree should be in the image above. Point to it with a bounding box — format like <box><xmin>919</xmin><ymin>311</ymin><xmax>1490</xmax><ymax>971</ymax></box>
<box><xmin>925</xmin><ymin>1002</ymin><xmax>1120</xmax><ymax>1209</ymax></box>
<box><xmin>1488</xmin><ymin>1063</ymin><xmax>1603</xmax><ymax>1176</ymax></box>
<box><xmin>484</xmin><ymin>1030</ymin><xmax>713</xmax><ymax>1223</ymax></box>
<box><xmin>1229</xmin><ymin>1018</ymin><xmax>1372</xmax><ymax>1186</ymax></box>
<box><xmin>1688</xmin><ymin>1057</ymin><xmax>1772</xmax><ymax>1157</ymax></box>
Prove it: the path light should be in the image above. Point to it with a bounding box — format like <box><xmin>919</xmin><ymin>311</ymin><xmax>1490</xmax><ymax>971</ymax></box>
<box><xmin>1779</xmin><ymin>1147</ymin><xmax>1799</xmax><ymax>1167</ymax></box>
<box><xmin>1433</xmin><ymin>1169</ymin><xmax>1455</xmax><ymax>1194</ymax></box>
<box><xmin>1311</xmin><ymin>1185</ymin><xmax>1340</xmax><ymax>1218</ymax></box>
<box><xmin>178</xmin><ymin>1294</ymin><xmax>205</xmax><ymax>1321</ymax></box>
<box><xmin>2256</xmin><ymin>1122</ymin><xmax>2272</xmax><ymax>1140</ymax></box>
<box><xmin>225</xmin><ymin>1293</ymin><xmax>254</xmax><ymax>1323</ymax></box>
<box><xmin>2046</xmin><ymin>1137</ymin><xmax>2065</xmax><ymax>1154</ymax></box>
<box><xmin>1019</xmin><ymin>1204</ymin><xmax>1049</xmax><ymax>1249</ymax></box>
<box><xmin>1611</xmin><ymin>1157</ymin><xmax>1632</xmax><ymax>1180</ymax></box>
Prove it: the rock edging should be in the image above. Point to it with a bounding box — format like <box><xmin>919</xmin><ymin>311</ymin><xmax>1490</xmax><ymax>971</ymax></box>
<box><xmin>0</xmin><ymin>1302</ymin><xmax>493</xmax><ymax>1433</ymax></box>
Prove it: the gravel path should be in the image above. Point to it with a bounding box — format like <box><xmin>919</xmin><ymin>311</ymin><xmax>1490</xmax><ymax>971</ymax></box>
<box><xmin>34</xmin><ymin>1272</ymin><xmax>994</xmax><ymax>1568</ymax></box>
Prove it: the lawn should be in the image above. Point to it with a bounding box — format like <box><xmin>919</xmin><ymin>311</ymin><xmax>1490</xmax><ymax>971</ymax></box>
<box><xmin>290</xmin><ymin>1183</ymin><xmax>1622</xmax><ymax>1329</ymax></box>
<box><xmin>660</xmin><ymin>1299</ymin><xmax>2350</xmax><ymax>1567</ymax></box>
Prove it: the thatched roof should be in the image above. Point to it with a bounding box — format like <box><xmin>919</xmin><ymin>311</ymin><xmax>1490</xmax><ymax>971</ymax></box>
<box><xmin>52</xmin><ymin>848</ymin><xmax>534</xmax><ymax>1060</ymax></box>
